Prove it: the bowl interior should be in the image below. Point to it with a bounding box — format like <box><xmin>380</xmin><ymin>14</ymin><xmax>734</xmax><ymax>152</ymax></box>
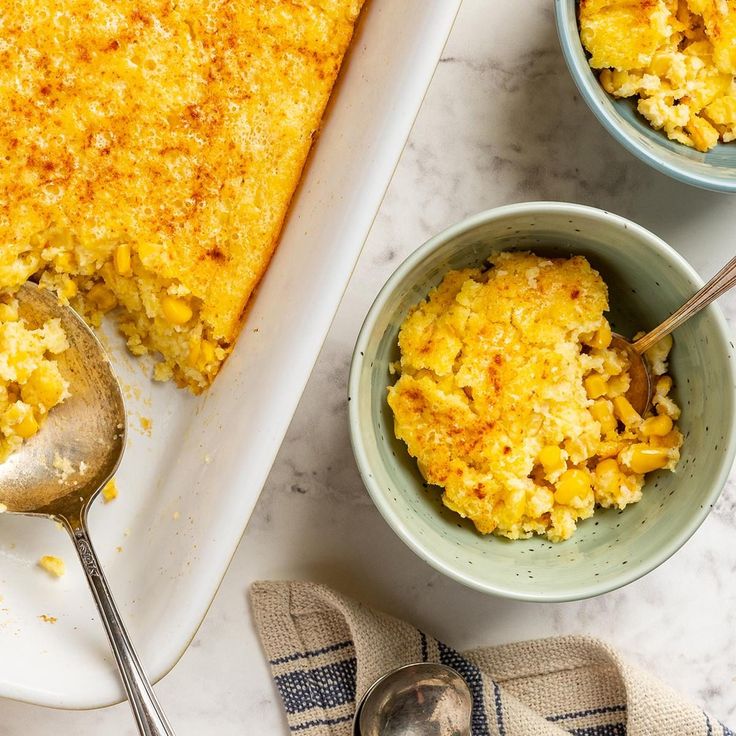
<box><xmin>555</xmin><ymin>0</ymin><xmax>736</xmax><ymax>191</ymax></box>
<box><xmin>351</xmin><ymin>206</ymin><xmax>736</xmax><ymax>601</ymax></box>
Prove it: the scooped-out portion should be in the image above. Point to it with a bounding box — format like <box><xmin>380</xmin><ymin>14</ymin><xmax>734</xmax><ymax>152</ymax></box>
<box><xmin>0</xmin><ymin>296</ymin><xmax>70</xmax><ymax>463</ymax></box>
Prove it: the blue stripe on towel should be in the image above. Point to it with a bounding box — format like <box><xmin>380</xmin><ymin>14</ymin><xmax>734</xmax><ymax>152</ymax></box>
<box><xmin>569</xmin><ymin>726</ymin><xmax>626</xmax><ymax>736</ymax></box>
<box><xmin>723</xmin><ymin>724</ymin><xmax>735</xmax><ymax>736</ymax></box>
<box><xmin>493</xmin><ymin>681</ymin><xmax>506</xmax><ymax>736</ymax></box>
<box><xmin>547</xmin><ymin>705</ymin><xmax>627</xmax><ymax>722</ymax></box>
<box><xmin>274</xmin><ymin>657</ymin><xmax>357</xmax><ymax>714</ymax></box>
<box><xmin>270</xmin><ymin>640</ymin><xmax>353</xmax><ymax>666</ymax></box>
<box><xmin>290</xmin><ymin>714</ymin><xmax>354</xmax><ymax>732</ymax></box>
<box><xmin>419</xmin><ymin>631</ymin><xmax>428</xmax><ymax>662</ymax></box>
<box><xmin>438</xmin><ymin>642</ymin><xmax>491</xmax><ymax>736</ymax></box>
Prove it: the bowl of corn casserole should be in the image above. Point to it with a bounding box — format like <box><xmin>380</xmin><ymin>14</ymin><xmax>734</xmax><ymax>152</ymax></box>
<box><xmin>349</xmin><ymin>202</ymin><xmax>736</xmax><ymax>601</ymax></box>
<box><xmin>555</xmin><ymin>0</ymin><xmax>736</xmax><ymax>192</ymax></box>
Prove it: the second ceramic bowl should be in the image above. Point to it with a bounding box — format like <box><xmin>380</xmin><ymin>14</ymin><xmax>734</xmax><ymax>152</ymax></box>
<box><xmin>349</xmin><ymin>202</ymin><xmax>736</xmax><ymax>601</ymax></box>
<box><xmin>555</xmin><ymin>0</ymin><xmax>736</xmax><ymax>192</ymax></box>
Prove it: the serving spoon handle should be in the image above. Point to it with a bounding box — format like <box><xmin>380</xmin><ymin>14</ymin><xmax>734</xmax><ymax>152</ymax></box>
<box><xmin>61</xmin><ymin>510</ymin><xmax>176</xmax><ymax>736</ymax></box>
<box><xmin>633</xmin><ymin>255</ymin><xmax>736</xmax><ymax>354</ymax></box>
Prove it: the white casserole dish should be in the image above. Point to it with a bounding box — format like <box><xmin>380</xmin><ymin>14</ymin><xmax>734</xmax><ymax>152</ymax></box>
<box><xmin>0</xmin><ymin>0</ymin><xmax>461</xmax><ymax>709</ymax></box>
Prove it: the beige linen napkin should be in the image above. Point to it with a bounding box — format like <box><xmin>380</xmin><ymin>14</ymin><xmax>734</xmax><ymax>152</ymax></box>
<box><xmin>250</xmin><ymin>581</ymin><xmax>732</xmax><ymax>736</ymax></box>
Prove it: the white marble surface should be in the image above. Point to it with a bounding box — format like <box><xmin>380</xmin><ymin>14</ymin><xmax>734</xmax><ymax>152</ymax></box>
<box><xmin>3</xmin><ymin>0</ymin><xmax>736</xmax><ymax>732</ymax></box>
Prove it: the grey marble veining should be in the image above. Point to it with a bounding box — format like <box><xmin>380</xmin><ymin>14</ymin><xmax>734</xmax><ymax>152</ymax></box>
<box><xmin>3</xmin><ymin>0</ymin><xmax>735</xmax><ymax>732</ymax></box>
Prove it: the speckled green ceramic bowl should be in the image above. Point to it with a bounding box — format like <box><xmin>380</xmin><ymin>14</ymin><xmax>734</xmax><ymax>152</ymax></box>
<box><xmin>349</xmin><ymin>202</ymin><xmax>736</xmax><ymax>601</ymax></box>
<box><xmin>555</xmin><ymin>0</ymin><xmax>736</xmax><ymax>192</ymax></box>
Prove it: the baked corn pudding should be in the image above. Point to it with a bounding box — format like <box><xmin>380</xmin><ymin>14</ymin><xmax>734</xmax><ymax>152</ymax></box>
<box><xmin>387</xmin><ymin>253</ymin><xmax>684</xmax><ymax>542</ymax></box>
<box><xmin>0</xmin><ymin>297</ymin><xmax>70</xmax><ymax>462</ymax></box>
<box><xmin>580</xmin><ymin>0</ymin><xmax>736</xmax><ymax>151</ymax></box>
<box><xmin>0</xmin><ymin>0</ymin><xmax>365</xmax><ymax>391</ymax></box>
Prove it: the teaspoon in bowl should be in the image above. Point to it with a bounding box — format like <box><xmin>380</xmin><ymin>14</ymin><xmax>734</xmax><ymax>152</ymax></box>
<box><xmin>614</xmin><ymin>255</ymin><xmax>736</xmax><ymax>415</ymax></box>
<box><xmin>354</xmin><ymin>662</ymin><xmax>472</xmax><ymax>736</ymax></box>
<box><xmin>0</xmin><ymin>282</ymin><xmax>175</xmax><ymax>736</ymax></box>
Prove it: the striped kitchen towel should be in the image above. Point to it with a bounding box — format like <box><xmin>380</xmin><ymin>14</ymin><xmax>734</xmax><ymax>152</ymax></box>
<box><xmin>250</xmin><ymin>581</ymin><xmax>732</xmax><ymax>736</ymax></box>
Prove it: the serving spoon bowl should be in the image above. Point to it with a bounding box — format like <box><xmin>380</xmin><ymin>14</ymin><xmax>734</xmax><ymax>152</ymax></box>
<box><xmin>0</xmin><ymin>283</ymin><xmax>174</xmax><ymax>736</ymax></box>
<box><xmin>616</xmin><ymin>255</ymin><xmax>736</xmax><ymax>415</ymax></box>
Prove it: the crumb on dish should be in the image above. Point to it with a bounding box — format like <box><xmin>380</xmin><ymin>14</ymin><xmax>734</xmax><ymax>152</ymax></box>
<box><xmin>387</xmin><ymin>252</ymin><xmax>683</xmax><ymax>542</ymax></box>
<box><xmin>102</xmin><ymin>479</ymin><xmax>118</xmax><ymax>503</ymax></box>
<box><xmin>0</xmin><ymin>297</ymin><xmax>70</xmax><ymax>463</ymax></box>
<box><xmin>580</xmin><ymin>0</ymin><xmax>736</xmax><ymax>151</ymax></box>
<box><xmin>38</xmin><ymin>555</ymin><xmax>66</xmax><ymax>578</ymax></box>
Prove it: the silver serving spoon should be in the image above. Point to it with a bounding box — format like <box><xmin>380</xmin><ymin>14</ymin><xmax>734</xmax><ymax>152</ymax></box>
<box><xmin>612</xmin><ymin>255</ymin><xmax>736</xmax><ymax>415</ymax></box>
<box><xmin>354</xmin><ymin>663</ymin><xmax>472</xmax><ymax>736</ymax></box>
<box><xmin>0</xmin><ymin>283</ymin><xmax>175</xmax><ymax>736</ymax></box>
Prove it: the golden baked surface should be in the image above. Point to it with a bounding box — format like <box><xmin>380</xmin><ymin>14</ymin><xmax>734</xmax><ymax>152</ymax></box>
<box><xmin>0</xmin><ymin>298</ymin><xmax>70</xmax><ymax>462</ymax></box>
<box><xmin>0</xmin><ymin>0</ymin><xmax>364</xmax><ymax>390</ymax></box>
<box><xmin>387</xmin><ymin>253</ymin><xmax>683</xmax><ymax>542</ymax></box>
<box><xmin>580</xmin><ymin>0</ymin><xmax>736</xmax><ymax>152</ymax></box>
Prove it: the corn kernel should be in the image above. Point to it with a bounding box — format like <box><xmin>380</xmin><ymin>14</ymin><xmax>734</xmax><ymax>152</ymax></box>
<box><xmin>14</xmin><ymin>411</ymin><xmax>39</xmax><ymax>439</ymax></box>
<box><xmin>538</xmin><ymin>445</ymin><xmax>565</xmax><ymax>474</ymax></box>
<box><xmin>686</xmin><ymin>114</ymin><xmax>719</xmax><ymax>152</ymax></box>
<box><xmin>612</xmin><ymin>69</ymin><xmax>629</xmax><ymax>89</ymax></box>
<box><xmin>114</xmin><ymin>244</ymin><xmax>132</xmax><ymax>275</ymax></box>
<box><xmin>188</xmin><ymin>338</ymin><xmax>201</xmax><ymax>366</ymax></box>
<box><xmin>596</xmin><ymin>457</ymin><xmax>620</xmax><ymax>479</ymax></box>
<box><xmin>584</xmin><ymin>373</ymin><xmax>608</xmax><ymax>399</ymax></box>
<box><xmin>201</xmin><ymin>339</ymin><xmax>215</xmax><ymax>364</ymax></box>
<box><xmin>590</xmin><ymin>398</ymin><xmax>618</xmax><ymax>435</ymax></box>
<box><xmin>594</xmin><ymin>457</ymin><xmax>621</xmax><ymax>498</ymax></box>
<box><xmin>640</xmin><ymin>414</ymin><xmax>673</xmax><ymax>437</ymax></box>
<box><xmin>655</xmin><ymin>375</ymin><xmax>672</xmax><ymax>396</ymax></box>
<box><xmin>161</xmin><ymin>295</ymin><xmax>192</xmax><ymax>325</ymax></box>
<box><xmin>622</xmin><ymin>444</ymin><xmax>670</xmax><ymax>474</ymax></box>
<box><xmin>588</xmin><ymin>322</ymin><xmax>612</xmax><ymax>350</ymax></box>
<box><xmin>102</xmin><ymin>479</ymin><xmax>117</xmax><ymax>503</ymax></box>
<box><xmin>87</xmin><ymin>283</ymin><xmax>118</xmax><ymax>312</ymax></box>
<box><xmin>600</xmin><ymin>69</ymin><xmax>615</xmax><ymax>94</ymax></box>
<box><xmin>554</xmin><ymin>468</ymin><xmax>592</xmax><ymax>506</ymax></box>
<box><xmin>613</xmin><ymin>396</ymin><xmax>641</xmax><ymax>427</ymax></box>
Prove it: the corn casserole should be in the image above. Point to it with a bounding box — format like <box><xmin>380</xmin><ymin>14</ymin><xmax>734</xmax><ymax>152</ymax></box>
<box><xmin>0</xmin><ymin>0</ymin><xmax>365</xmax><ymax>391</ymax></box>
<box><xmin>580</xmin><ymin>0</ymin><xmax>736</xmax><ymax>152</ymax></box>
<box><xmin>0</xmin><ymin>298</ymin><xmax>70</xmax><ymax>462</ymax></box>
<box><xmin>387</xmin><ymin>252</ymin><xmax>683</xmax><ymax>542</ymax></box>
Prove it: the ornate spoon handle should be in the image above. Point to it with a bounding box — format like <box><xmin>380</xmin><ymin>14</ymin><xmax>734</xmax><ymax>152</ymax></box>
<box><xmin>62</xmin><ymin>514</ymin><xmax>176</xmax><ymax>736</ymax></box>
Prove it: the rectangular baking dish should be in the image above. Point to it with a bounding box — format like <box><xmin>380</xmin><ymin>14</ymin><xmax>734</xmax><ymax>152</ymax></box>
<box><xmin>0</xmin><ymin>0</ymin><xmax>461</xmax><ymax>709</ymax></box>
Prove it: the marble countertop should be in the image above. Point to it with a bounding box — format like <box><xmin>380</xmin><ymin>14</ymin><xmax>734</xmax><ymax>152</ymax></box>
<box><xmin>4</xmin><ymin>0</ymin><xmax>735</xmax><ymax>732</ymax></box>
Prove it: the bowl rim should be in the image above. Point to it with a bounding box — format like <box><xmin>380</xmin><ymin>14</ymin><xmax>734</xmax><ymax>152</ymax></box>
<box><xmin>553</xmin><ymin>0</ymin><xmax>736</xmax><ymax>194</ymax></box>
<box><xmin>348</xmin><ymin>201</ymin><xmax>736</xmax><ymax>602</ymax></box>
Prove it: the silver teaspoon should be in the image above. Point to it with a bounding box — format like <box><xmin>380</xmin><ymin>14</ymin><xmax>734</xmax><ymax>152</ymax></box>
<box><xmin>355</xmin><ymin>662</ymin><xmax>472</xmax><ymax>736</ymax></box>
<box><xmin>0</xmin><ymin>282</ymin><xmax>175</xmax><ymax>736</ymax></box>
<box><xmin>612</xmin><ymin>255</ymin><xmax>736</xmax><ymax>415</ymax></box>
